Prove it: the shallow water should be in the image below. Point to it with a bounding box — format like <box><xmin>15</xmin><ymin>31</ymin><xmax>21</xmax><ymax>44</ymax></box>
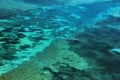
<box><xmin>0</xmin><ymin>0</ymin><xmax>120</xmax><ymax>80</ymax></box>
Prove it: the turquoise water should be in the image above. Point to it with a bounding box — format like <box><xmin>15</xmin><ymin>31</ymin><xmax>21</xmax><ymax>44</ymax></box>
<box><xmin>0</xmin><ymin>0</ymin><xmax>120</xmax><ymax>79</ymax></box>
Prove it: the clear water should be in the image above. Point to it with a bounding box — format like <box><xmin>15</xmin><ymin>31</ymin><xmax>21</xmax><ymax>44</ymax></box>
<box><xmin>0</xmin><ymin>0</ymin><xmax>120</xmax><ymax>80</ymax></box>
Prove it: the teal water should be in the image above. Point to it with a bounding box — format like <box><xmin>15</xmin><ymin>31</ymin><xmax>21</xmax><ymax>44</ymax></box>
<box><xmin>0</xmin><ymin>0</ymin><xmax>120</xmax><ymax>79</ymax></box>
